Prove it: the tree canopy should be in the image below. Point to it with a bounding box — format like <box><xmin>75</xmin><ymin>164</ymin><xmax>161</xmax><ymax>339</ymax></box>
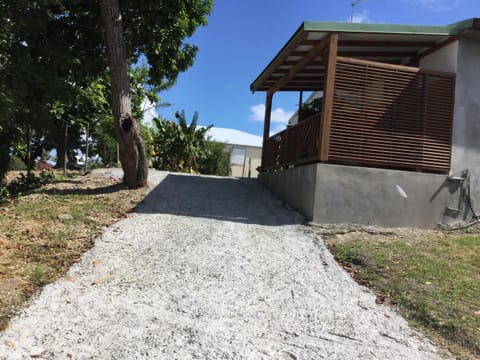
<box><xmin>0</xmin><ymin>0</ymin><xmax>213</xmax><ymax>185</ymax></box>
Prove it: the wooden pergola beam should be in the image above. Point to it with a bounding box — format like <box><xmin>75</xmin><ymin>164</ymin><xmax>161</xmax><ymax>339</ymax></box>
<box><xmin>408</xmin><ymin>36</ymin><xmax>458</xmax><ymax>66</ymax></box>
<box><xmin>268</xmin><ymin>35</ymin><xmax>331</xmax><ymax>93</ymax></box>
<box><xmin>319</xmin><ymin>33</ymin><xmax>339</xmax><ymax>161</ymax></box>
<box><xmin>291</xmin><ymin>50</ymin><xmax>417</xmax><ymax>57</ymax></box>
<box><xmin>271</xmin><ymin>68</ymin><xmax>326</xmax><ymax>75</ymax></box>
<box><xmin>301</xmin><ymin>39</ymin><xmax>438</xmax><ymax>47</ymax></box>
<box><xmin>261</xmin><ymin>91</ymin><xmax>274</xmax><ymax>168</ymax></box>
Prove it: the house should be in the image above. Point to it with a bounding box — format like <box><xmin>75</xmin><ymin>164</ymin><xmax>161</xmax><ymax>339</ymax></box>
<box><xmin>207</xmin><ymin>127</ymin><xmax>262</xmax><ymax>178</ymax></box>
<box><xmin>251</xmin><ymin>19</ymin><xmax>480</xmax><ymax>227</ymax></box>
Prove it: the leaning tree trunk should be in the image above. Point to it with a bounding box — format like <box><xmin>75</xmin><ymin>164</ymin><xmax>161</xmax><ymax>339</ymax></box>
<box><xmin>99</xmin><ymin>0</ymin><xmax>148</xmax><ymax>188</ymax></box>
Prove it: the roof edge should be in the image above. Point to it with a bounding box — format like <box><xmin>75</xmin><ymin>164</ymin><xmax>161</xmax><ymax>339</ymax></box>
<box><xmin>250</xmin><ymin>22</ymin><xmax>308</xmax><ymax>93</ymax></box>
<box><xmin>448</xmin><ymin>18</ymin><xmax>480</xmax><ymax>35</ymax></box>
<box><xmin>303</xmin><ymin>21</ymin><xmax>451</xmax><ymax>35</ymax></box>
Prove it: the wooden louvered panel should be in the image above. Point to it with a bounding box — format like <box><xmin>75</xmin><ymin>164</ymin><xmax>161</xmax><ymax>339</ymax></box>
<box><xmin>262</xmin><ymin>113</ymin><xmax>321</xmax><ymax>170</ymax></box>
<box><xmin>329</xmin><ymin>58</ymin><xmax>454</xmax><ymax>173</ymax></box>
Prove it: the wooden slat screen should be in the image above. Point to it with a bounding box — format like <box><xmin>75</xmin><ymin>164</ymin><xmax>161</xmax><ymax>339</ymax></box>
<box><xmin>329</xmin><ymin>58</ymin><xmax>455</xmax><ymax>173</ymax></box>
<box><xmin>262</xmin><ymin>113</ymin><xmax>321</xmax><ymax>169</ymax></box>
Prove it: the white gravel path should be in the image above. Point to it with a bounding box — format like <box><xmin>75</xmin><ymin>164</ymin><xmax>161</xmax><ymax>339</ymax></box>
<box><xmin>0</xmin><ymin>170</ymin><xmax>445</xmax><ymax>359</ymax></box>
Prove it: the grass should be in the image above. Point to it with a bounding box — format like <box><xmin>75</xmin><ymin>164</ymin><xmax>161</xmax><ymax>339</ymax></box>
<box><xmin>325</xmin><ymin>229</ymin><xmax>480</xmax><ymax>360</ymax></box>
<box><xmin>0</xmin><ymin>170</ymin><xmax>147</xmax><ymax>330</ymax></box>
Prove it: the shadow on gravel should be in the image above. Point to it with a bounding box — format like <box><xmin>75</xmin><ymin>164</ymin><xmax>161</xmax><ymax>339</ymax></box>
<box><xmin>40</xmin><ymin>183</ymin><xmax>126</xmax><ymax>196</ymax></box>
<box><xmin>134</xmin><ymin>173</ymin><xmax>303</xmax><ymax>226</ymax></box>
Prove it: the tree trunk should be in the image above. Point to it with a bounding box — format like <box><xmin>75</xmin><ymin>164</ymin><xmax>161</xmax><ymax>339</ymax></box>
<box><xmin>99</xmin><ymin>0</ymin><xmax>148</xmax><ymax>188</ymax></box>
<box><xmin>84</xmin><ymin>122</ymin><xmax>89</xmax><ymax>172</ymax></box>
<box><xmin>26</xmin><ymin>125</ymin><xmax>32</xmax><ymax>177</ymax></box>
<box><xmin>63</xmin><ymin>122</ymin><xmax>68</xmax><ymax>176</ymax></box>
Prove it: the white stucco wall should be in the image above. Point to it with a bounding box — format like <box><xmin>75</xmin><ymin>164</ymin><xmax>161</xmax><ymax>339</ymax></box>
<box><xmin>419</xmin><ymin>40</ymin><xmax>458</xmax><ymax>73</ymax></box>
<box><xmin>228</xmin><ymin>145</ymin><xmax>262</xmax><ymax>178</ymax></box>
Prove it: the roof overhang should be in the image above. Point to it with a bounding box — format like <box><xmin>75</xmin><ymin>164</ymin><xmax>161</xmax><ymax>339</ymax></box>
<box><xmin>251</xmin><ymin>19</ymin><xmax>479</xmax><ymax>93</ymax></box>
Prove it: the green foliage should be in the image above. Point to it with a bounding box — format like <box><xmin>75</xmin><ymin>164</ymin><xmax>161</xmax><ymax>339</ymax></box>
<box><xmin>0</xmin><ymin>184</ymin><xmax>10</xmax><ymax>201</ymax></box>
<box><xmin>7</xmin><ymin>171</ymin><xmax>56</xmax><ymax>195</ymax></box>
<box><xmin>29</xmin><ymin>264</ymin><xmax>52</xmax><ymax>286</ymax></box>
<box><xmin>151</xmin><ymin>111</ymin><xmax>212</xmax><ymax>173</ymax></box>
<box><xmin>120</xmin><ymin>0</ymin><xmax>214</xmax><ymax>88</ymax></box>
<box><xmin>301</xmin><ymin>97</ymin><xmax>323</xmax><ymax>112</ymax></box>
<box><xmin>8</xmin><ymin>156</ymin><xmax>27</xmax><ymax>171</ymax></box>
<box><xmin>0</xmin><ymin>1</ymin><xmax>213</xmax><ymax>180</ymax></box>
<box><xmin>333</xmin><ymin>243</ymin><xmax>360</xmax><ymax>264</ymax></box>
<box><xmin>151</xmin><ymin>118</ymin><xmax>179</xmax><ymax>171</ymax></box>
<box><xmin>198</xmin><ymin>141</ymin><xmax>231</xmax><ymax>176</ymax></box>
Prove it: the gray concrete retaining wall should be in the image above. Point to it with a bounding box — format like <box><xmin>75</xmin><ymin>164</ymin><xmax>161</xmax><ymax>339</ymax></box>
<box><xmin>449</xmin><ymin>35</ymin><xmax>480</xmax><ymax>221</ymax></box>
<box><xmin>259</xmin><ymin>163</ymin><xmax>450</xmax><ymax>228</ymax></box>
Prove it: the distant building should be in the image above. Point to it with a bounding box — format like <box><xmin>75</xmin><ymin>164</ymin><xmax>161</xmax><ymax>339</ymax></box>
<box><xmin>206</xmin><ymin>127</ymin><xmax>262</xmax><ymax>178</ymax></box>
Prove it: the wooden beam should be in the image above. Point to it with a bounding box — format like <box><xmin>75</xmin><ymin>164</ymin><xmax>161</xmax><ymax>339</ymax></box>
<box><xmin>302</xmin><ymin>39</ymin><xmax>438</xmax><ymax>47</ymax></box>
<box><xmin>272</xmin><ymin>68</ymin><xmax>326</xmax><ymax>75</ymax></box>
<box><xmin>269</xmin><ymin>35</ymin><xmax>330</xmax><ymax>93</ymax></box>
<box><xmin>319</xmin><ymin>33</ymin><xmax>338</xmax><ymax>161</ymax></box>
<box><xmin>408</xmin><ymin>36</ymin><xmax>457</xmax><ymax>66</ymax></box>
<box><xmin>282</xmin><ymin>60</ymin><xmax>323</xmax><ymax>66</ymax></box>
<box><xmin>337</xmin><ymin>56</ymin><xmax>421</xmax><ymax>73</ymax></box>
<box><xmin>338</xmin><ymin>40</ymin><xmax>437</xmax><ymax>48</ymax></box>
<box><xmin>261</xmin><ymin>91</ymin><xmax>274</xmax><ymax>168</ymax></box>
<box><xmin>338</xmin><ymin>51</ymin><xmax>417</xmax><ymax>58</ymax></box>
<box><xmin>251</xmin><ymin>29</ymin><xmax>308</xmax><ymax>92</ymax></box>
<box><xmin>291</xmin><ymin>50</ymin><xmax>417</xmax><ymax>58</ymax></box>
<box><xmin>264</xmin><ymin>77</ymin><xmax>325</xmax><ymax>84</ymax></box>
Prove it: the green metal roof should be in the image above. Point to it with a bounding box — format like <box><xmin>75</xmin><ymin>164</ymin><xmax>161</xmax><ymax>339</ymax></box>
<box><xmin>448</xmin><ymin>18</ymin><xmax>480</xmax><ymax>35</ymax></box>
<box><xmin>302</xmin><ymin>21</ymin><xmax>451</xmax><ymax>36</ymax></box>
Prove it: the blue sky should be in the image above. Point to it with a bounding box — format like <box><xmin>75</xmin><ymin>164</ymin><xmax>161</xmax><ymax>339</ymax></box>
<box><xmin>151</xmin><ymin>0</ymin><xmax>478</xmax><ymax>137</ymax></box>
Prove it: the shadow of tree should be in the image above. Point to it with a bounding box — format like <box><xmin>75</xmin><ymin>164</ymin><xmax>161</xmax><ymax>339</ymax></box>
<box><xmin>135</xmin><ymin>173</ymin><xmax>304</xmax><ymax>226</ymax></box>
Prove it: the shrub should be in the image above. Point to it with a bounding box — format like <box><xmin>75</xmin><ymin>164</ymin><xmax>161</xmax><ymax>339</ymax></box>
<box><xmin>198</xmin><ymin>141</ymin><xmax>231</xmax><ymax>176</ymax></box>
<box><xmin>8</xmin><ymin>156</ymin><xmax>27</xmax><ymax>171</ymax></box>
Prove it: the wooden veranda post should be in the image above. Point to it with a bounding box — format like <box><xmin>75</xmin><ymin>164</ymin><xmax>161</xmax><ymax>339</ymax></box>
<box><xmin>261</xmin><ymin>91</ymin><xmax>274</xmax><ymax>168</ymax></box>
<box><xmin>319</xmin><ymin>33</ymin><xmax>338</xmax><ymax>161</ymax></box>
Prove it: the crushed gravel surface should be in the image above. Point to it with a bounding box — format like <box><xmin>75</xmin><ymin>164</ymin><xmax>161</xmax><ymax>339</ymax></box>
<box><xmin>0</xmin><ymin>170</ymin><xmax>445</xmax><ymax>359</ymax></box>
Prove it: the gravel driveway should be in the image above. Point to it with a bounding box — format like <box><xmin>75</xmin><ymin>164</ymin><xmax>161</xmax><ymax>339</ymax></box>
<box><xmin>0</xmin><ymin>170</ymin><xmax>444</xmax><ymax>359</ymax></box>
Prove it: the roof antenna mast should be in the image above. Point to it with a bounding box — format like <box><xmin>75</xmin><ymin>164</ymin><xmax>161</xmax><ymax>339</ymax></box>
<box><xmin>351</xmin><ymin>0</ymin><xmax>364</xmax><ymax>23</ymax></box>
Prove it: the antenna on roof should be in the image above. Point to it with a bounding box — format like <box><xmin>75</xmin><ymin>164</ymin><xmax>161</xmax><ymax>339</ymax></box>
<box><xmin>351</xmin><ymin>0</ymin><xmax>364</xmax><ymax>23</ymax></box>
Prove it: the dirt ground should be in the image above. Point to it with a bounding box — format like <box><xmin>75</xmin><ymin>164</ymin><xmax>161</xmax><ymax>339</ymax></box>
<box><xmin>0</xmin><ymin>170</ymin><xmax>147</xmax><ymax>331</ymax></box>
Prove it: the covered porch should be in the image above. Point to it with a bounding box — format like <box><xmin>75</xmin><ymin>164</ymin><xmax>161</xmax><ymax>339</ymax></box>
<box><xmin>251</xmin><ymin>22</ymin><xmax>457</xmax><ymax>174</ymax></box>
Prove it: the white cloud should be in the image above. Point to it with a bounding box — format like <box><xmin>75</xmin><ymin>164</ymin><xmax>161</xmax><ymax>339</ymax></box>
<box><xmin>350</xmin><ymin>9</ymin><xmax>374</xmax><ymax>24</ymax></box>
<box><xmin>401</xmin><ymin>0</ymin><xmax>462</xmax><ymax>12</ymax></box>
<box><xmin>249</xmin><ymin>104</ymin><xmax>294</xmax><ymax>125</ymax></box>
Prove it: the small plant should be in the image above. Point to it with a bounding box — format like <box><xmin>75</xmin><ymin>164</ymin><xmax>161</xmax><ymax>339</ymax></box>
<box><xmin>7</xmin><ymin>170</ymin><xmax>58</xmax><ymax>195</ymax></box>
<box><xmin>0</xmin><ymin>184</ymin><xmax>10</xmax><ymax>201</ymax></box>
<box><xmin>29</xmin><ymin>264</ymin><xmax>50</xmax><ymax>286</ymax></box>
<box><xmin>334</xmin><ymin>243</ymin><xmax>360</xmax><ymax>264</ymax></box>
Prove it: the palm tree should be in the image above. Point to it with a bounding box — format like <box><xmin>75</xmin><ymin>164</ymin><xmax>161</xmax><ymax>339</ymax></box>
<box><xmin>174</xmin><ymin>110</ymin><xmax>212</xmax><ymax>173</ymax></box>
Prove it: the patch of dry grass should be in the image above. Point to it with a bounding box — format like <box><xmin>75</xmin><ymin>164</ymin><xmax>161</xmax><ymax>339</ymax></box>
<box><xmin>0</xmin><ymin>171</ymin><xmax>147</xmax><ymax>330</ymax></box>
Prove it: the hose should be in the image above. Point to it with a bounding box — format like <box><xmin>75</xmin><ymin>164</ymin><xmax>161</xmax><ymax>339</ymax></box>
<box><xmin>466</xmin><ymin>172</ymin><xmax>479</xmax><ymax>221</ymax></box>
<box><xmin>442</xmin><ymin>219</ymin><xmax>480</xmax><ymax>231</ymax></box>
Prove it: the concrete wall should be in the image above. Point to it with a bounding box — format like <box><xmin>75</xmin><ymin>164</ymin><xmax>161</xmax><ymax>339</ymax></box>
<box><xmin>259</xmin><ymin>165</ymin><xmax>317</xmax><ymax>220</ymax></box>
<box><xmin>260</xmin><ymin>163</ymin><xmax>450</xmax><ymax>227</ymax></box>
<box><xmin>419</xmin><ymin>41</ymin><xmax>458</xmax><ymax>73</ymax></box>
<box><xmin>449</xmin><ymin>34</ymin><xmax>480</xmax><ymax>221</ymax></box>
